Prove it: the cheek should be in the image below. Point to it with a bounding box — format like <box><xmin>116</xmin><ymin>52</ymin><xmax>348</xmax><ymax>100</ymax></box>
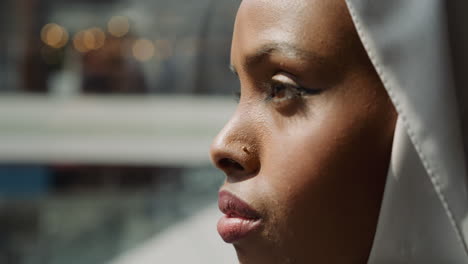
<box><xmin>259</xmin><ymin>100</ymin><xmax>391</xmax><ymax>222</ymax></box>
<box><xmin>260</xmin><ymin>117</ymin><xmax>342</xmax><ymax>211</ymax></box>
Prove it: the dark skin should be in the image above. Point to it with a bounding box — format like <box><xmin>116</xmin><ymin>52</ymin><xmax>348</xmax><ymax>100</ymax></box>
<box><xmin>210</xmin><ymin>0</ymin><xmax>397</xmax><ymax>263</ymax></box>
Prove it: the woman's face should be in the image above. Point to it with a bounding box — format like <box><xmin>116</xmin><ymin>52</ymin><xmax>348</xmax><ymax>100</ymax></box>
<box><xmin>210</xmin><ymin>0</ymin><xmax>397</xmax><ymax>263</ymax></box>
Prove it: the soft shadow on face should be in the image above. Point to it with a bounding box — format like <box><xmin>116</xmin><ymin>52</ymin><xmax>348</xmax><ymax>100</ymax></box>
<box><xmin>210</xmin><ymin>0</ymin><xmax>397</xmax><ymax>263</ymax></box>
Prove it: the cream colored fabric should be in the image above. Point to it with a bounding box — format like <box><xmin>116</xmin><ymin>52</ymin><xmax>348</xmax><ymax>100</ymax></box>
<box><xmin>345</xmin><ymin>0</ymin><xmax>468</xmax><ymax>262</ymax></box>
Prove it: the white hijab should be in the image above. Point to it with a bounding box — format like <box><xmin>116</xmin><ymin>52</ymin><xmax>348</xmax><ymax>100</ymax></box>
<box><xmin>345</xmin><ymin>0</ymin><xmax>468</xmax><ymax>262</ymax></box>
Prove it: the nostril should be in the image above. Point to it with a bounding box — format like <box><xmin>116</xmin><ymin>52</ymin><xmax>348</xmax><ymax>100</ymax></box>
<box><xmin>218</xmin><ymin>158</ymin><xmax>245</xmax><ymax>172</ymax></box>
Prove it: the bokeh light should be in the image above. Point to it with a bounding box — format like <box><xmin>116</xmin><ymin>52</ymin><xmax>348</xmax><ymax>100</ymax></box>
<box><xmin>73</xmin><ymin>31</ymin><xmax>87</xmax><ymax>53</ymax></box>
<box><xmin>84</xmin><ymin>28</ymin><xmax>106</xmax><ymax>50</ymax></box>
<box><xmin>132</xmin><ymin>39</ymin><xmax>155</xmax><ymax>62</ymax></box>
<box><xmin>108</xmin><ymin>16</ymin><xmax>130</xmax><ymax>38</ymax></box>
<box><xmin>40</xmin><ymin>23</ymin><xmax>69</xmax><ymax>49</ymax></box>
<box><xmin>73</xmin><ymin>28</ymin><xmax>106</xmax><ymax>53</ymax></box>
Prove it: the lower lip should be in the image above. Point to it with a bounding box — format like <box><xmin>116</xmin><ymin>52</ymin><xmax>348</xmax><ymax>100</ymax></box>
<box><xmin>217</xmin><ymin>215</ymin><xmax>261</xmax><ymax>243</ymax></box>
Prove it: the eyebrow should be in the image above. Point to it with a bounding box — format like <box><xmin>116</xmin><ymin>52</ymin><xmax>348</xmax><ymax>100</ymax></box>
<box><xmin>229</xmin><ymin>42</ymin><xmax>325</xmax><ymax>75</ymax></box>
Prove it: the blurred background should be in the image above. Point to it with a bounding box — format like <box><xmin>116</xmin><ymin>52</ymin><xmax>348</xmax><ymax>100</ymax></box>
<box><xmin>0</xmin><ymin>0</ymin><xmax>239</xmax><ymax>263</ymax></box>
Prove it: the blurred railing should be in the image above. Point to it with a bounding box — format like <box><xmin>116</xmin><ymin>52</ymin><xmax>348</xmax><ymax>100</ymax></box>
<box><xmin>0</xmin><ymin>95</ymin><xmax>235</xmax><ymax>165</ymax></box>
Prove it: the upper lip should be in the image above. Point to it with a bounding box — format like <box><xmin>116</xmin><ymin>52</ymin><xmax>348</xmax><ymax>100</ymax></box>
<box><xmin>218</xmin><ymin>190</ymin><xmax>261</xmax><ymax>220</ymax></box>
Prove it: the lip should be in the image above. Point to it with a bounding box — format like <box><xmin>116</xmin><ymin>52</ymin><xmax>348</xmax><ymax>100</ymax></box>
<box><xmin>217</xmin><ymin>190</ymin><xmax>262</xmax><ymax>243</ymax></box>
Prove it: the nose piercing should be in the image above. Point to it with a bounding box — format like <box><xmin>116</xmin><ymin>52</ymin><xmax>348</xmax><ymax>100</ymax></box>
<box><xmin>242</xmin><ymin>146</ymin><xmax>250</xmax><ymax>154</ymax></box>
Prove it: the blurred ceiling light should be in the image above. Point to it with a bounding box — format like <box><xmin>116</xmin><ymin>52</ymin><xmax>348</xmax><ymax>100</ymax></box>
<box><xmin>84</xmin><ymin>28</ymin><xmax>106</xmax><ymax>50</ymax></box>
<box><xmin>73</xmin><ymin>31</ymin><xmax>88</xmax><ymax>53</ymax></box>
<box><xmin>108</xmin><ymin>16</ymin><xmax>130</xmax><ymax>37</ymax></box>
<box><xmin>132</xmin><ymin>39</ymin><xmax>155</xmax><ymax>62</ymax></box>
<box><xmin>155</xmin><ymin>39</ymin><xmax>173</xmax><ymax>60</ymax></box>
<box><xmin>73</xmin><ymin>28</ymin><xmax>106</xmax><ymax>53</ymax></box>
<box><xmin>41</xmin><ymin>23</ymin><xmax>69</xmax><ymax>49</ymax></box>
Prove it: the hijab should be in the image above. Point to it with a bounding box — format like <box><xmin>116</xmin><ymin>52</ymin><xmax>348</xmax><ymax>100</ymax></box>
<box><xmin>344</xmin><ymin>0</ymin><xmax>468</xmax><ymax>262</ymax></box>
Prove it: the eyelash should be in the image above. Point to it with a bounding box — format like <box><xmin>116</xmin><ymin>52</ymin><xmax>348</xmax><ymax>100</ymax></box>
<box><xmin>266</xmin><ymin>81</ymin><xmax>320</xmax><ymax>103</ymax></box>
<box><xmin>233</xmin><ymin>80</ymin><xmax>321</xmax><ymax>103</ymax></box>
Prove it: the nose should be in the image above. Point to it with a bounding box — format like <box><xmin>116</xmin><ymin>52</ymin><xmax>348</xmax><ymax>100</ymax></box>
<box><xmin>210</xmin><ymin>112</ymin><xmax>260</xmax><ymax>181</ymax></box>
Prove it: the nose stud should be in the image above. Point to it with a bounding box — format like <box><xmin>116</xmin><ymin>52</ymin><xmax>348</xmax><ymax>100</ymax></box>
<box><xmin>242</xmin><ymin>146</ymin><xmax>250</xmax><ymax>154</ymax></box>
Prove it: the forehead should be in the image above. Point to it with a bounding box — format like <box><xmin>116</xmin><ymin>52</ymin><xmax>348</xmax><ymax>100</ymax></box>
<box><xmin>232</xmin><ymin>0</ymin><xmax>356</xmax><ymax>63</ymax></box>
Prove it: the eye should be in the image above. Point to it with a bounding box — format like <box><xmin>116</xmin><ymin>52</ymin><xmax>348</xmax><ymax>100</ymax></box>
<box><xmin>269</xmin><ymin>82</ymin><xmax>300</xmax><ymax>103</ymax></box>
<box><xmin>267</xmin><ymin>74</ymin><xmax>321</xmax><ymax>105</ymax></box>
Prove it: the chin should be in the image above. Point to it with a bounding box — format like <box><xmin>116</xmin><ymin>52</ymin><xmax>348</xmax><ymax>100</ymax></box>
<box><xmin>232</xmin><ymin>237</ymin><xmax>297</xmax><ymax>264</ymax></box>
<box><xmin>235</xmin><ymin>250</ymin><xmax>296</xmax><ymax>264</ymax></box>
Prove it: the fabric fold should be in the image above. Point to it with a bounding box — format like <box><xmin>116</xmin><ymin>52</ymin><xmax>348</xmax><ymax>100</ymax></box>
<box><xmin>345</xmin><ymin>0</ymin><xmax>468</xmax><ymax>262</ymax></box>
